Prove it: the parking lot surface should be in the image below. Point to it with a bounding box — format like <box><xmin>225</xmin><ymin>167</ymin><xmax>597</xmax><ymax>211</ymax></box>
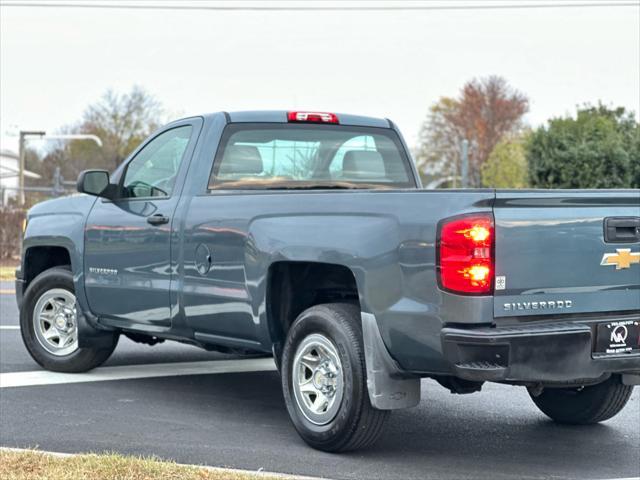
<box><xmin>1</xmin><ymin>283</ymin><xmax>638</xmax><ymax>480</ymax></box>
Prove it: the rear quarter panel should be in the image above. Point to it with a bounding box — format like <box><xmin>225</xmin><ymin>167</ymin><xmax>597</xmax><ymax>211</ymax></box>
<box><xmin>177</xmin><ymin>190</ymin><xmax>495</xmax><ymax>373</ymax></box>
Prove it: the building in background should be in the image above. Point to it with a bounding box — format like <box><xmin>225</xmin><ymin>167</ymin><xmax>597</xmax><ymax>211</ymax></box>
<box><xmin>0</xmin><ymin>148</ymin><xmax>40</xmax><ymax>205</ymax></box>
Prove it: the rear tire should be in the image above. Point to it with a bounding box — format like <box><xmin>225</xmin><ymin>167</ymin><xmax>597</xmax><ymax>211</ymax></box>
<box><xmin>20</xmin><ymin>267</ymin><xmax>118</xmax><ymax>373</ymax></box>
<box><xmin>281</xmin><ymin>303</ymin><xmax>389</xmax><ymax>452</ymax></box>
<box><xmin>529</xmin><ymin>375</ymin><xmax>633</xmax><ymax>424</ymax></box>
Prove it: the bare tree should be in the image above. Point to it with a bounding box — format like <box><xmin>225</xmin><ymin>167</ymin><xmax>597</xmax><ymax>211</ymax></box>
<box><xmin>68</xmin><ymin>86</ymin><xmax>164</xmax><ymax>171</ymax></box>
<box><xmin>22</xmin><ymin>86</ymin><xmax>165</xmax><ymax>189</ymax></box>
<box><xmin>416</xmin><ymin>76</ymin><xmax>529</xmax><ymax>187</ymax></box>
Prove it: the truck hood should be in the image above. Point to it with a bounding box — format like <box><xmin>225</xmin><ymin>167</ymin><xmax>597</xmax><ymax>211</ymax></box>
<box><xmin>28</xmin><ymin>194</ymin><xmax>97</xmax><ymax>220</ymax></box>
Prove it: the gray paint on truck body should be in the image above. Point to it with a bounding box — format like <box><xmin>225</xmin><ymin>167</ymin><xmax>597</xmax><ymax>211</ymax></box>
<box><xmin>20</xmin><ymin>111</ymin><xmax>640</xmax><ymax>379</ymax></box>
<box><xmin>177</xmin><ymin>187</ymin><xmax>494</xmax><ymax>373</ymax></box>
<box><xmin>493</xmin><ymin>191</ymin><xmax>640</xmax><ymax>318</ymax></box>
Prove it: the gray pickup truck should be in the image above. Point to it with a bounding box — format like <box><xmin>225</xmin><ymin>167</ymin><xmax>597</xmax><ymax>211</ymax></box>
<box><xmin>16</xmin><ymin>111</ymin><xmax>640</xmax><ymax>452</ymax></box>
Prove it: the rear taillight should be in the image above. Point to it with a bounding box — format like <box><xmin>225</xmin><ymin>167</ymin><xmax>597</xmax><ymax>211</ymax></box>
<box><xmin>437</xmin><ymin>213</ymin><xmax>494</xmax><ymax>295</ymax></box>
<box><xmin>287</xmin><ymin>111</ymin><xmax>339</xmax><ymax>124</ymax></box>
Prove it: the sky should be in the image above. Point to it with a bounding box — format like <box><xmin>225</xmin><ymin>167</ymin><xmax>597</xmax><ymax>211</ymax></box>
<box><xmin>1</xmin><ymin>0</ymin><xmax>639</xmax><ymax>153</ymax></box>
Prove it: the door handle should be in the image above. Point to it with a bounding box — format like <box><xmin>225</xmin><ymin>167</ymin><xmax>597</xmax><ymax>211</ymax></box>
<box><xmin>147</xmin><ymin>214</ymin><xmax>170</xmax><ymax>226</ymax></box>
<box><xmin>604</xmin><ymin>217</ymin><xmax>640</xmax><ymax>243</ymax></box>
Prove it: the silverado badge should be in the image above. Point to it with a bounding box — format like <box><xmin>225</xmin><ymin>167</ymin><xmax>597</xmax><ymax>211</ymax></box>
<box><xmin>600</xmin><ymin>249</ymin><xmax>640</xmax><ymax>270</ymax></box>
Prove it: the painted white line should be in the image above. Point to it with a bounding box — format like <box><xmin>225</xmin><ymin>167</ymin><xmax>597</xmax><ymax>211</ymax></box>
<box><xmin>0</xmin><ymin>325</ymin><xmax>20</xmax><ymax>330</ymax></box>
<box><xmin>0</xmin><ymin>357</ymin><xmax>277</xmax><ymax>389</ymax></box>
<box><xmin>0</xmin><ymin>447</ymin><xmax>326</xmax><ymax>480</ymax></box>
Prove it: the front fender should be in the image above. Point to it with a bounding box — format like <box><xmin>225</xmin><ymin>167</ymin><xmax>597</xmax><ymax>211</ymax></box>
<box><xmin>22</xmin><ymin>194</ymin><xmax>96</xmax><ymax>314</ymax></box>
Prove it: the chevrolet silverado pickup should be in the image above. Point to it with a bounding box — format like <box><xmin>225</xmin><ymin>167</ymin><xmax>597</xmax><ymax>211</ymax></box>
<box><xmin>16</xmin><ymin>110</ymin><xmax>640</xmax><ymax>452</ymax></box>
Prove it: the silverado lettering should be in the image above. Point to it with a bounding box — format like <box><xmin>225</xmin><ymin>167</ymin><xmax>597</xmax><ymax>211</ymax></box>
<box><xmin>504</xmin><ymin>300</ymin><xmax>573</xmax><ymax>311</ymax></box>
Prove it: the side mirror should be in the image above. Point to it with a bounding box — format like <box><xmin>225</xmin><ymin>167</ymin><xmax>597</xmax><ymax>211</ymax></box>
<box><xmin>77</xmin><ymin>170</ymin><xmax>114</xmax><ymax>198</ymax></box>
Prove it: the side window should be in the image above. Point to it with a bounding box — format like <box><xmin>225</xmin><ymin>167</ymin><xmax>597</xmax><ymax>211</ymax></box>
<box><xmin>122</xmin><ymin>126</ymin><xmax>192</xmax><ymax>198</ymax></box>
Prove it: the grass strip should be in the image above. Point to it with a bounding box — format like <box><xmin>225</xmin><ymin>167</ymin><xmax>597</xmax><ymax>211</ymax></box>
<box><xmin>0</xmin><ymin>265</ymin><xmax>17</xmax><ymax>281</ymax></box>
<box><xmin>0</xmin><ymin>449</ymin><xmax>311</xmax><ymax>480</ymax></box>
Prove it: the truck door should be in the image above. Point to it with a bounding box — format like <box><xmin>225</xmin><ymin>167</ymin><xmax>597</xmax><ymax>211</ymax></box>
<box><xmin>84</xmin><ymin>119</ymin><xmax>201</xmax><ymax>328</ymax></box>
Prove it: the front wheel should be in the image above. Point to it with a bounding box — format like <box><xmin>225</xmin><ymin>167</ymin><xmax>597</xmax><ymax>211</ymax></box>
<box><xmin>281</xmin><ymin>303</ymin><xmax>389</xmax><ymax>452</ymax></box>
<box><xmin>529</xmin><ymin>375</ymin><xmax>633</xmax><ymax>424</ymax></box>
<box><xmin>20</xmin><ymin>267</ymin><xmax>118</xmax><ymax>373</ymax></box>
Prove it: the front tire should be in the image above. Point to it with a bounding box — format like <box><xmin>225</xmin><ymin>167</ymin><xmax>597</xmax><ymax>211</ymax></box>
<box><xmin>20</xmin><ymin>267</ymin><xmax>118</xmax><ymax>373</ymax></box>
<box><xmin>281</xmin><ymin>303</ymin><xmax>389</xmax><ymax>452</ymax></box>
<box><xmin>529</xmin><ymin>375</ymin><xmax>633</xmax><ymax>424</ymax></box>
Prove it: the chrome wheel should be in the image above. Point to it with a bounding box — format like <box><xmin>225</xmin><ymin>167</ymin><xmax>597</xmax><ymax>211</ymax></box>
<box><xmin>32</xmin><ymin>288</ymin><xmax>79</xmax><ymax>356</ymax></box>
<box><xmin>292</xmin><ymin>333</ymin><xmax>344</xmax><ymax>426</ymax></box>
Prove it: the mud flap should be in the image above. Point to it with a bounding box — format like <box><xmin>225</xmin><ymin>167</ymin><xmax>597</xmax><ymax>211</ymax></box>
<box><xmin>622</xmin><ymin>374</ymin><xmax>640</xmax><ymax>385</ymax></box>
<box><xmin>361</xmin><ymin>312</ymin><xmax>420</xmax><ymax>410</ymax></box>
<box><xmin>77</xmin><ymin>305</ymin><xmax>118</xmax><ymax>349</ymax></box>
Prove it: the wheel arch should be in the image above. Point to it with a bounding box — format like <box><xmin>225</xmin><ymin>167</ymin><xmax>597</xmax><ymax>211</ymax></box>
<box><xmin>20</xmin><ymin>234</ymin><xmax>92</xmax><ymax>319</ymax></box>
<box><xmin>23</xmin><ymin>245</ymin><xmax>73</xmax><ymax>285</ymax></box>
<box><xmin>264</xmin><ymin>261</ymin><xmax>422</xmax><ymax>411</ymax></box>
<box><xmin>265</xmin><ymin>261</ymin><xmax>362</xmax><ymax>349</ymax></box>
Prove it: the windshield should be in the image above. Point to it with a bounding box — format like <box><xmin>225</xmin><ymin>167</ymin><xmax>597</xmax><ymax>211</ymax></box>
<box><xmin>208</xmin><ymin>123</ymin><xmax>416</xmax><ymax>190</ymax></box>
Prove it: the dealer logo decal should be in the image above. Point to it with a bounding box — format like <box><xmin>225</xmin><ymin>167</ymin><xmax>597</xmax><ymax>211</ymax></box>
<box><xmin>610</xmin><ymin>325</ymin><xmax>628</xmax><ymax>344</ymax></box>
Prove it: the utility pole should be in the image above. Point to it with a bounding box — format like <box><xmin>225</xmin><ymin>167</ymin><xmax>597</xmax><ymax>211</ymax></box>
<box><xmin>461</xmin><ymin>139</ymin><xmax>469</xmax><ymax>188</ymax></box>
<box><xmin>18</xmin><ymin>130</ymin><xmax>46</xmax><ymax>205</ymax></box>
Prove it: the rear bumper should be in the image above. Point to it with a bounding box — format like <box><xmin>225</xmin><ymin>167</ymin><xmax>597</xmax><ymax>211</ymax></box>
<box><xmin>442</xmin><ymin>319</ymin><xmax>640</xmax><ymax>383</ymax></box>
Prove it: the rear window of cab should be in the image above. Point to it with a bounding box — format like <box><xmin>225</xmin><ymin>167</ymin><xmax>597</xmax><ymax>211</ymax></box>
<box><xmin>208</xmin><ymin>123</ymin><xmax>416</xmax><ymax>190</ymax></box>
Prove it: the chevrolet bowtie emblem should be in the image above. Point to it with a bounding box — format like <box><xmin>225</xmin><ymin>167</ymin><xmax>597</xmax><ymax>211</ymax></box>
<box><xmin>601</xmin><ymin>249</ymin><xmax>640</xmax><ymax>270</ymax></box>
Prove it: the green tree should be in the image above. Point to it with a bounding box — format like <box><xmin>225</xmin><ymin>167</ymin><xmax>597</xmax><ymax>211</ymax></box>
<box><xmin>415</xmin><ymin>97</ymin><xmax>461</xmax><ymax>186</ymax></box>
<box><xmin>527</xmin><ymin>104</ymin><xmax>640</xmax><ymax>188</ymax></box>
<box><xmin>481</xmin><ymin>137</ymin><xmax>529</xmax><ymax>188</ymax></box>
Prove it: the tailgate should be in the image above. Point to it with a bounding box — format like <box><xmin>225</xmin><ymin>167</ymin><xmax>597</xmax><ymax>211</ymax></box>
<box><xmin>493</xmin><ymin>190</ymin><xmax>640</xmax><ymax>318</ymax></box>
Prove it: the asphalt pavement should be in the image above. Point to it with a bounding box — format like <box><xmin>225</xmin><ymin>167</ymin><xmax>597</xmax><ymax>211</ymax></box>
<box><xmin>1</xmin><ymin>281</ymin><xmax>639</xmax><ymax>480</ymax></box>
